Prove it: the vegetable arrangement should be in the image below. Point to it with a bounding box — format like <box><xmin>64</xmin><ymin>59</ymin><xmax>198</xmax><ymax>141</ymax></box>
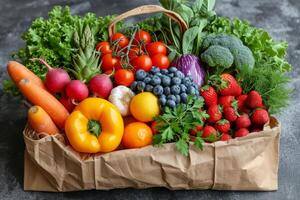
<box><xmin>3</xmin><ymin>0</ymin><xmax>292</xmax><ymax>156</ymax></box>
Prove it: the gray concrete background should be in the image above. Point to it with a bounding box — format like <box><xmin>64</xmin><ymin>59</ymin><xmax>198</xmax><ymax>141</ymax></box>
<box><xmin>0</xmin><ymin>0</ymin><xmax>299</xmax><ymax>199</ymax></box>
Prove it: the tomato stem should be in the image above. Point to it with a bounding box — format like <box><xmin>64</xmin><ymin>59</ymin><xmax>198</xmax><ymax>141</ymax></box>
<box><xmin>88</xmin><ymin>120</ymin><xmax>101</xmax><ymax>137</ymax></box>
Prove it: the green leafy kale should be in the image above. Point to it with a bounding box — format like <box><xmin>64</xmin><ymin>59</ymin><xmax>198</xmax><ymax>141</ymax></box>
<box><xmin>4</xmin><ymin>6</ymin><xmax>114</xmax><ymax>94</ymax></box>
<box><xmin>153</xmin><ymin>96</ymin><xmax>209</xmax><ymax>156</ymax></box>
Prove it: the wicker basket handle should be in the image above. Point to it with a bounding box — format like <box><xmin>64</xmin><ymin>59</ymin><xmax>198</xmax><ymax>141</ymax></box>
<box><xmin>108</xmin><ymin>5</ymin><xmax>188</xmax><ymax>37</ymax></box>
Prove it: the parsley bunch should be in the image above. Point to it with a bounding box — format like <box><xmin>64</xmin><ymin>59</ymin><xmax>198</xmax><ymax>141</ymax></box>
<box><xmin>153</xmin><ymin>96</ymin><xmax>209</xmax><ymax>156</ymax></box>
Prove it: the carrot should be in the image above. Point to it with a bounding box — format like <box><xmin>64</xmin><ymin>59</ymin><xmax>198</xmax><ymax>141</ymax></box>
<box><xmin>7</xmin><ymin>61</ymin><xmax>46</xmax><ymax>89</ymax></box>
<box><xmin>18</xmin><ymin>79</ymin><xmax>69</xmax><ymax>129</ymax></box>
<box><xmin>28</xmin><ymin>106</ymin><xmax>59</xmax><ymax>135</ymax></box>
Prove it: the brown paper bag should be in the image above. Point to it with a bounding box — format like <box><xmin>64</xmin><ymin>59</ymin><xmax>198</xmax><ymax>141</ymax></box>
<box><xmin>23</xmin><ymin>117</ymin><xmax>280</xmax><ymax>192</ymax></box>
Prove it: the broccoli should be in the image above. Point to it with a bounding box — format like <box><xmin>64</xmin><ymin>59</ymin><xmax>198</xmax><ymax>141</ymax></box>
<box><xmin>200</xmin><ymin>45</ymin><xmax>234</xmax><ymax>69</ymax></box>
<box><xmin>200</xmin><ymin>34</ymin><xmax>255</xmax><ymax>74</ymax></box>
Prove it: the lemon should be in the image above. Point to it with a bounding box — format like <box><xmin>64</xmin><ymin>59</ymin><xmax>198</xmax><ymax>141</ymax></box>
<box><xmin>130</xmin><ymin>92</ymin><xmax>160</xmax><ymax>122</ymax></box>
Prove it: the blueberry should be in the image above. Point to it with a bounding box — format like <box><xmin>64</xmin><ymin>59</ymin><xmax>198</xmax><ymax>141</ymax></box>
<box><xmin>171</xmin><ymin>85</ymin><xmax>181</xmax><ymax>95</ymax></box>
<box><xmin>130</xmin><ymin>81</ymin><xmax>137</xmax><ymax>91</ymax></box>
<box><xmin>187</xmin><ymin>85</ymin><xmax>196</xmax><ymax>95</ymax></box>
<box><xmin>175</xmin><ymin>71</ymin><xmax>184</xmax><ymax>78</ymax></box>
<box><xmin>175</xmin><ymin>95</ymin><xmax>181</xmax><ymax>104</ymax></box>
<box><xmin>151</xmin><ymin>75</ymin><xmax>161</xmax><ymax>85</ymax></box>
<box><xmin>145</xmin><ymin>84</ymin><xmax>154</xmax><ymax>92</ymax></box>
<box><xmin>167</xmin><ymin>95</ymin><xmax>176</xmax><ymax>102</ymax></box>
<box><xmin>137</xmin><ymin>81</ymin><xmax>146</xmax><ymax>92</ymax></box>
<box><xmin>161</xmin><ymin>69</ymin><xmax>168</xmax><ymax>74</ymax></box>
<box><xmin>180</xmin><ymin>84</ymin><xmax>187</xmax><ymax>93</ymax></box>
<box><xmin>171</xmin><ymin>77</ymin><xmax>181</xmax><ymax>85</ymax></box>
<box><xmin>153</xmin><ymin>85</ymin><xmax>164</xmax><ymax>96</ymax></box>
<box><xmin>183</xmin><ymin>77</ymin><xmax>191</xmax><ymax>86</ymax></box>
<box><xmin>168</xmin><ymin>73</ymin><xmax>174</xmax><ymax>78</ymax></box>
<box><xmin>156</xmin><ymin>72</ymin><xmax>163</xmax><ymax>77</ymax></box>
<box><xmin>164</xmin><ymin>87</ymin><xmax>171</xmax><ymax>95</ymax></box>
<box><xmin>161</xmin><ymin>76</ymin><xmax>171</xmax><ymax>86</ymax></box>
<box><xmin>166</xmin><ymin>100</ymin><xmax>176</xmax><ymax>108</ymax></box>
<box><xmin>136</xmin><ymin>69</ymin><xmax>147</xmax><ymax>80</ymax></box>
<box><xmin>180</xmin><ymin>93</ymin><xmax>188</xmax><ymax>103</ymax></box>
<box><xmin>150</xmin><ymin>67</ymin><xmax>160</xmax><ymax>74</ymax></box>
<box><xmin>159</xmin><ymin>96</ymin><xmax>167</xmax><ymax>106</ymax></box>
<box><xmin>144</xmin><ymin>77</ymin><xmax>151</xmax><ymax>84</ymax></box>
<box><xmin>168</xmin><ymin>67</ymin><xmax>177</xmax><ymax>73</ymax></box>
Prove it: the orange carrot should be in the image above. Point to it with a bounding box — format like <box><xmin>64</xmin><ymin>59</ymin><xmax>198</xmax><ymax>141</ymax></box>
<box><xmin>18</xmin><ymin>79</ymin><xmax>69</xmax><ymax>129</ymax></box>
<box><xmin>28</xmin><ymin>106</ymin><xmax>59</xmax><ymax>135</ymax></box>
<box><xmin>7</xmin><ymin>61</ymin><xmax>46</xmax><ymax>89</ymax></box>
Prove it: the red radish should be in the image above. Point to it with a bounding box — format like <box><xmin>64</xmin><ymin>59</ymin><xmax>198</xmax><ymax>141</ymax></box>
<box><xmin>65</xmin><ymin>80</ymin><xmax>89</xmax><ymax>102</ymax></box>
<box><xmin>59</xmin><ymin>96</ymin><xmax>76</xmax><ymax>112</ymax></box>
<box><xmin>89</xmin><ymin>74</ymin><xmax>113</xmax><ymax>99</ymax></box>
<box><xmin>34</xmin><ymin>58</ymin><xmax>71</xmax><ymax>93</ymax></box>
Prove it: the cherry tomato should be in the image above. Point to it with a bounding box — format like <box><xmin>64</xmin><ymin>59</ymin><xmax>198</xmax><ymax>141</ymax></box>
<box><xmin>133</xmin><ymin>30</ymin><xmax>152</xmax><ymax>45</ymax></box>
<box><xmin>96</xmin><ymin>41</ymin><xmax>112</xmax><ymax>55</ymax></box>
<box><xmin>101</xmin><ymin>54</ymin><xmax>119</xmax><ymax>71</ymax></box>
<box><xmin>146</xmin><ymin>41</ymin><xmax>167</xmax><ymax>57</ymax></box>
<box><xmin>114</xmin><ymin>69</ymin><xmax>135</xmax><ymax>86</ymax></box>
<box><xmin>128</xmin><ymin>47</ymin><xmax>144</xmax><ymax>60</ymax></box>
<box><xmin>104</xmin><ymin>69</ymin><xmax>114</xmax><ymax>76</ymax></box>
<box><xmin>115</xmin><ymin>58</ymin><xmax>126</xmax><ymax>70</ymax></box>
<box><xmin>151</xmin><ymin>54</ymin><xmax>170</xmax><ymax>69</ymax></box>
<box><xmin>131</xmin><ymin>55</ymin><xmax>152</xmax><ymax>71</ymax></box>
<box><xmin>111</xmin><ymin>32</ymin><xmax>129</xmax><ymax>49</ymax></box>
<box><xmin>151</xmin><ymin>121</ymin><xmax>163</xmax><ymax>135</ymax></box>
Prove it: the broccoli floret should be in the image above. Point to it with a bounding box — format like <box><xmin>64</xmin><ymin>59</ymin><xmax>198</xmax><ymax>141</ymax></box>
<box><xmin>200</xmin><ymin>34</ymin><xmax>255</xmax><ymax>73</ymax></box>
<box><xmin>202</xmin><ymin>34</ymin><xmax>243</xmax><ymax>54</ymax></box>
<box><xmin>233</xmin><ymin>46</ymin><xmax>255</xmax><ymax>72</ymax></box>
<box><xmin>201</xmin><ymin>45</ymin><xmax>234</xmax><ymax>69</ymax></box>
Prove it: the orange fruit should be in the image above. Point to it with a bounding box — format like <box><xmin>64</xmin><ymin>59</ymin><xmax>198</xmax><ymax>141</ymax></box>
<box><xmin>130</xmin><ymin>92</ymin><xmax>160</xmax><ymax>122</ymax></box>
<box><xmin>122</xmin><ymin>122</ymin><xmax>153</xmax><ymax>149</ymax></box>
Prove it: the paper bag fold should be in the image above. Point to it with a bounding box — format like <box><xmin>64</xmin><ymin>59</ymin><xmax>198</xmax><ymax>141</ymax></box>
<box><xmin>23</xmin><ymin>117</ymin><xmax>280</xmax><ymax>191</ymax></box>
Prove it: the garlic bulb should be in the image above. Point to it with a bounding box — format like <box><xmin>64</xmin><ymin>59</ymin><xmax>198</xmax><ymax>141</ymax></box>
<box><xmin>108</xmin><ymin>86</ymin><xmax>135</xmax><ymax>116</ymax></box>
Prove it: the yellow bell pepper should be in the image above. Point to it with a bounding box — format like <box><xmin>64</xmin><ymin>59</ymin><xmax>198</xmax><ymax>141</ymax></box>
<box><xmin>65</xmin><ymin>97</ymin><xmax>124</xmax><ymax>153</ymax></box>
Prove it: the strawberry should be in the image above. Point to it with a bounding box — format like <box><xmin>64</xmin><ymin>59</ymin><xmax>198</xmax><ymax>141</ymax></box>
<box><xmin>246</xmin><ymin>90</ymin><xmax>263</xmax><ymax>109</ymax></box>
<box><xmin>219</xmin><ymin>74</ymin><xmax>241</xmax><ymax>96</ymax></box>
<box><xmin>223</xmin><ymin>107</ymin><xmax>238</xmax><ymax>122</ymax></box>
<box><xmin>214</xmin><ymin>119</ymin><xmax>230</xmax><ymax>133</ymax></box>
<box><xmin>207</xmin><ymin>105</ymin><xmax>222</xmax><ymax>123</ymax></box>
<box><xmin>251</xmin><ymin>109</ymin><xmax>270</xmax><ymax>126</ymax></box>
<box><xmin>235</xmin><ymin>114</ymin><xmax>251</xmax><ymax>129</ymax></box>
<box><xmin>202</xmin><ymin>125</ymin><xmax>218</xmax><ymax>139</ymax></box>
<box><xmin>189</xmin><ymin>124</ymin><xmax>204</xmax><ymax>136</ymax></box>
<box><xmin>237</xmin><ymin>94</ymin><xmax>250</xmax><ymax>113</ymax></box>
<box><xmin>235</xmin><ymin>128</ymin><xmax>249</xmax><ymax>137</ymax></box>
<box><xmin>218</xmin><ymin>96</ymin><xmax>236</xmax><ymax>108</ymax></box>
<box><xmin>220</xmin><ymin>133</ymin><xmax>232</xmax><ymax>141</ymax></box>
<box><xmin>200</xmin><ymin>85</ymin><xmax>218</xmax><ymax>107</ymax></box>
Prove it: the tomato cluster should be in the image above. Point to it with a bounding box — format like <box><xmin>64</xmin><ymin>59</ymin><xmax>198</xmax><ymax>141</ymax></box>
<box><xmin>95</xmin><ymin>30</ymin><xmax>170</xmax><ymax>87</ymax></box>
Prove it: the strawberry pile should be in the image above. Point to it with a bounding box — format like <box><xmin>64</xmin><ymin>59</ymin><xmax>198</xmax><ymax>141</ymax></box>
<box><xmin>190</xmin><ymin>73</ymin><xmax>270</xmax><ymax>142</ymax></box>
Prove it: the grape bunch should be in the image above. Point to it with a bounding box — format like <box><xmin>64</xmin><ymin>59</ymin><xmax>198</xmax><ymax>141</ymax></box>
<box><xmin>130</xmin><ymin>67</ymin><xmax>200</xmax><ymax>109</ymax></box>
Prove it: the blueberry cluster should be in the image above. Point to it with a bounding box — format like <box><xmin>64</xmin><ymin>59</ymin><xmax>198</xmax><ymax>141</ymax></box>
<box><xmin>130</xmin><ymin>67</ymin><xmax>200</xmax><ymax>109</ymax></box>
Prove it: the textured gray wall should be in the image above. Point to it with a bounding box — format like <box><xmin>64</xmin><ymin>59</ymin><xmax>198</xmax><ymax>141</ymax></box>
<box><xmin>0</xmin><ymin>0</ymin><xmax>299</xmax><ymax>199</ymax></box>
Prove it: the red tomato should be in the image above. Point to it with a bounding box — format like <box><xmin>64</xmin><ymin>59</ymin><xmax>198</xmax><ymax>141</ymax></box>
<box><xmin>146</xmin><ymin>42</ymin><xmax>167</xmax><ymax>57</ymax></box>
<box><xmin>131</xmin><ymin>55</ymin><xmax>152</xmax><ymax>71</ymax></box>
<box><xmin>151</xmin><ymin>54</ymin><xmax>170</xmax><ymax>69</ymax></box>
<box><xmin>128</xmin><ymin>47</ymin><xmax>144</xmax><ymax>60</ymax></box>
<box><xmin>111</xmin><ymin>32</ymin><xmax>129</xmax><ymax>48</ymax></box>
<box><xmin>133</xmin><ymin>30</ymin><xmax>152</xmax><ymax>45</ymax></box>
<box><xmin>96</xmin><ymin>41</ymin><xmax>112</xmax><ymax>55</ymax></box>
<box><xmin>101</xmin><ymin>54</ymin><xmax>119</xmax><ymax>71</ymax></box>
<box><xmin>114</xmin><ymin>69</ymin><xmax>135</xmax><ymax>86</ymax></box>
<box><xmin>104</xmin><ymin>69</ymin><xmax>114</xmax><ymax>76</ymax></box>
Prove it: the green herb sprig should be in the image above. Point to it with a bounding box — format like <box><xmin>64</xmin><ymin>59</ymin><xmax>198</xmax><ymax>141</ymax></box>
<box><xmin>153</xmin><ymin>96</ymin><xmax>209</xmax><ymax>156</ymax></box>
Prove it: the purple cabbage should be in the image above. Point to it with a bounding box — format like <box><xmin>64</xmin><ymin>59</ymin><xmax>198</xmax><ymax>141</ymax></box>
<box><xmin>172</xmin><ymin>54</ymin><xmax>206</xmax><ymax>87</ymax></box>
